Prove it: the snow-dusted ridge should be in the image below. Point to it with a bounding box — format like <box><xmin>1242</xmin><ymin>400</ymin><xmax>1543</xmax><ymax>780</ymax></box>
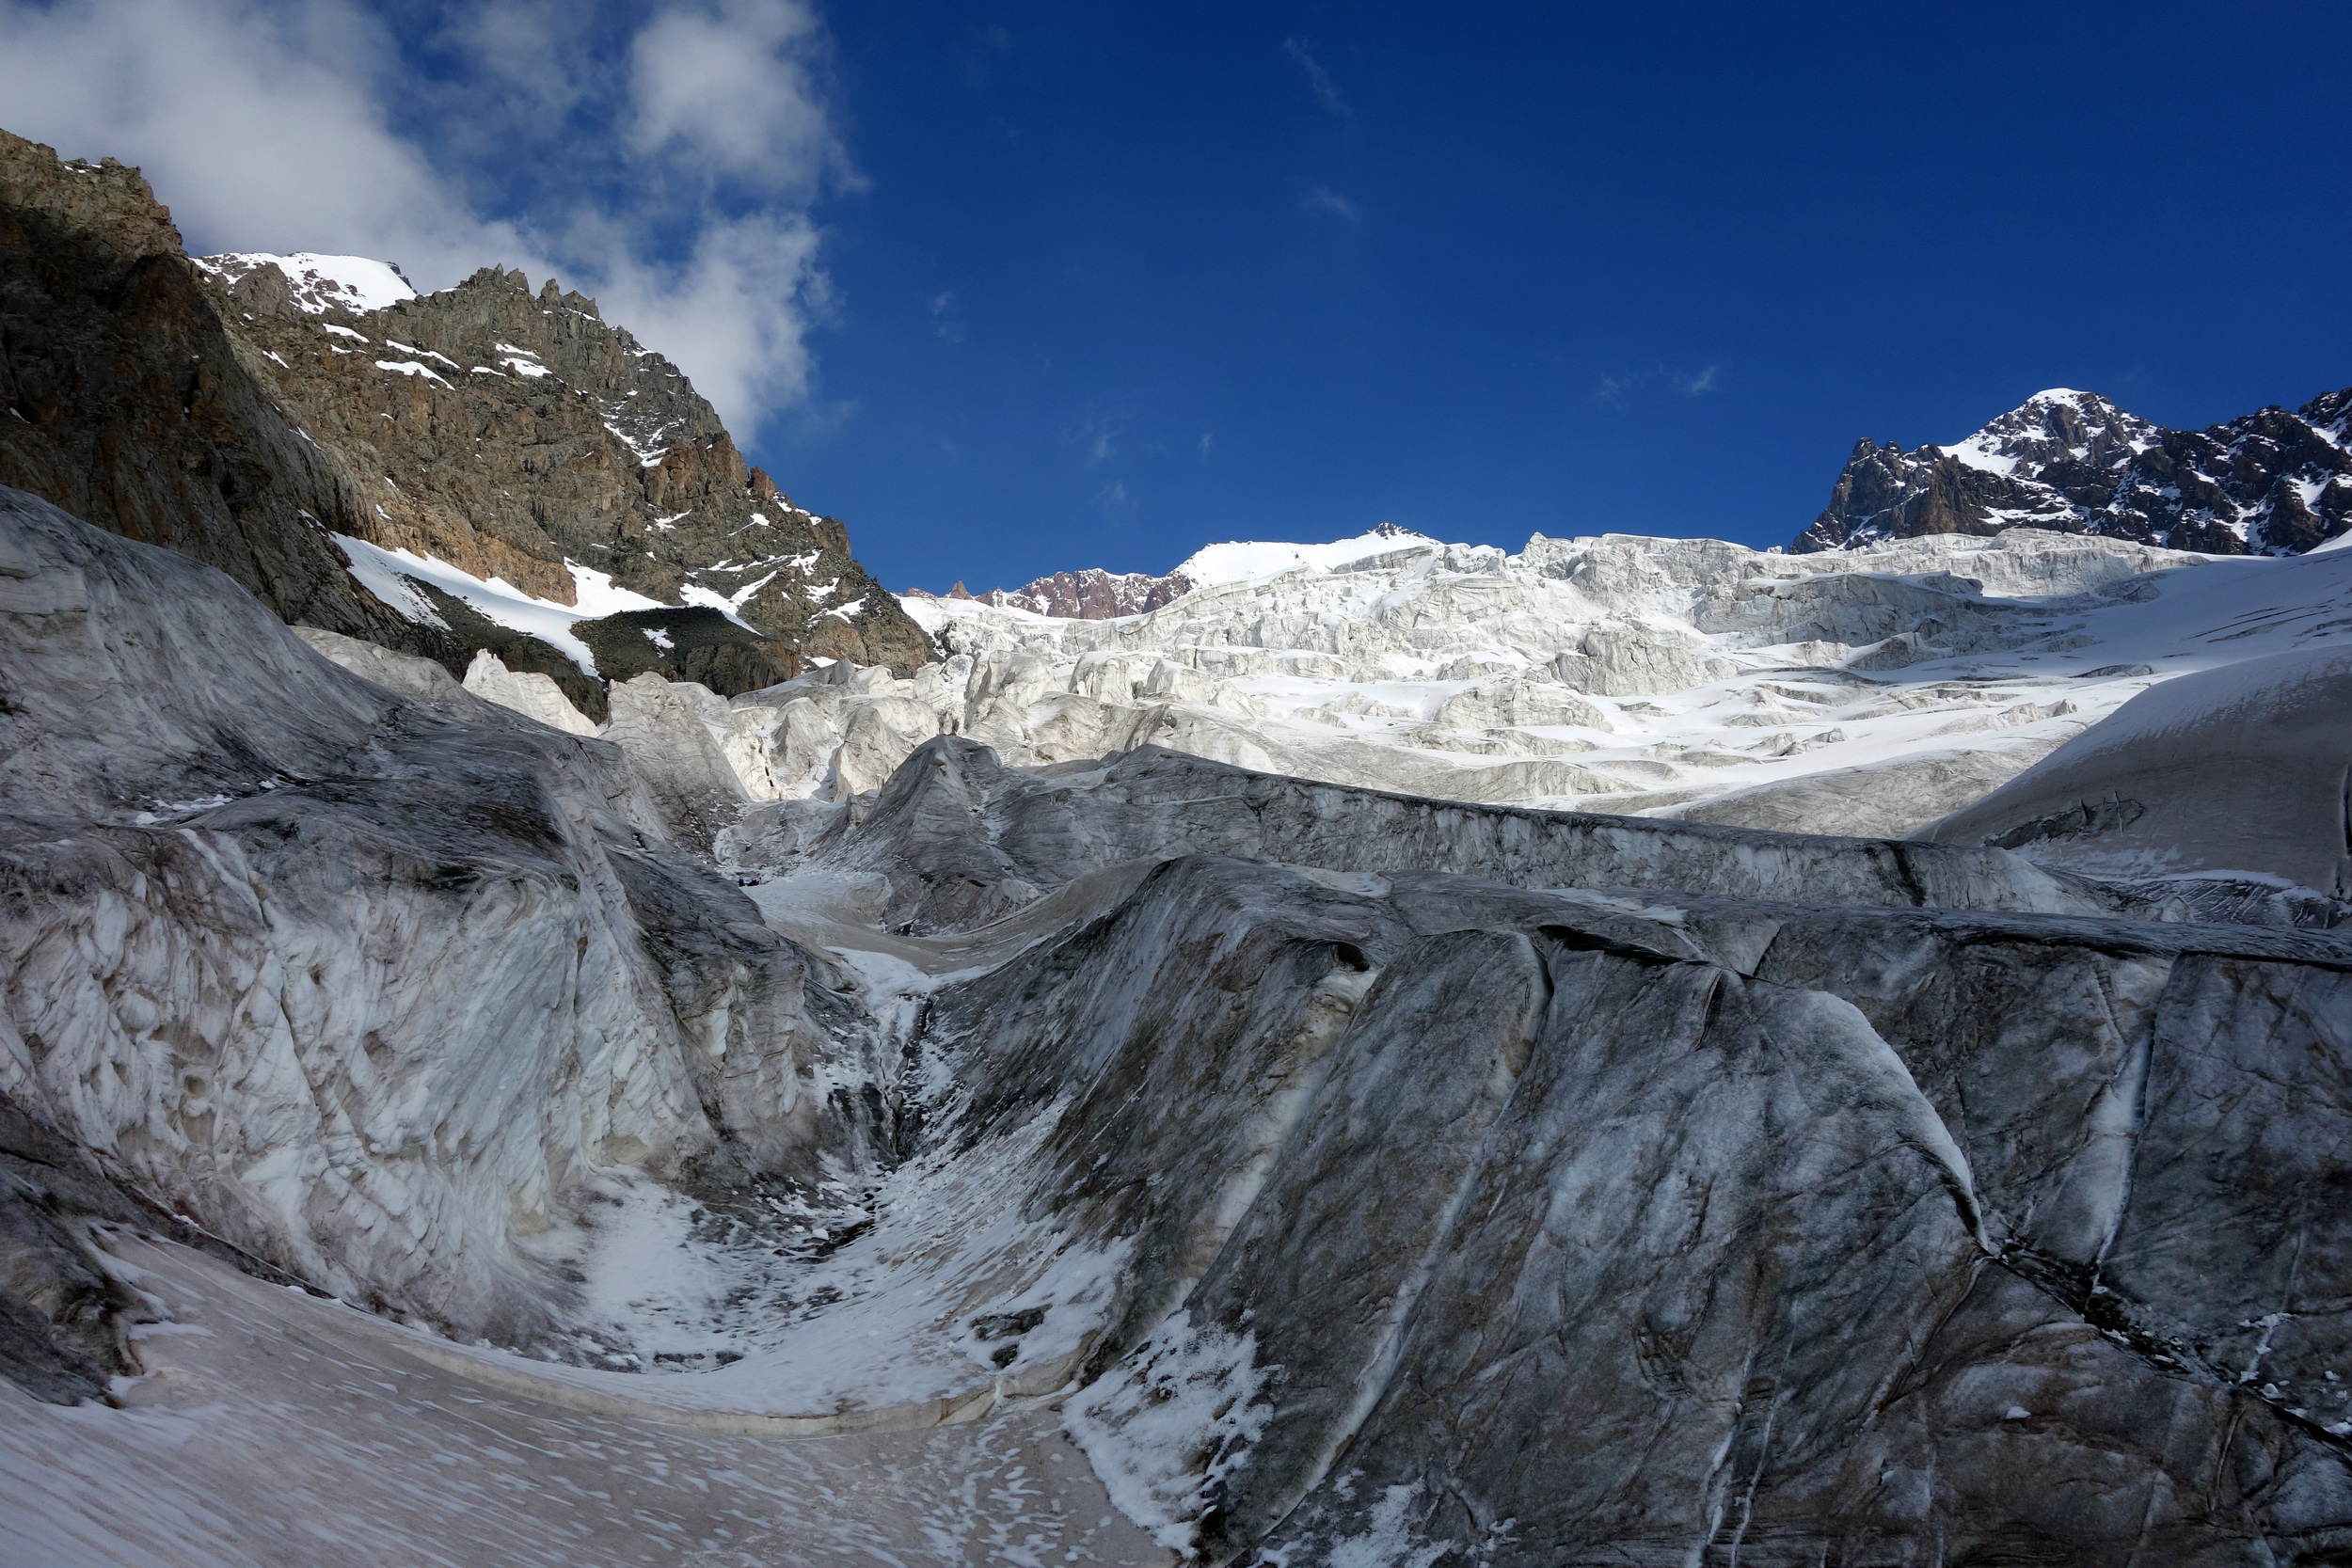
<box><xmin>193</xmin><ymin>251</ymin><xmax>419</xmax><ymax>315</ymax></box>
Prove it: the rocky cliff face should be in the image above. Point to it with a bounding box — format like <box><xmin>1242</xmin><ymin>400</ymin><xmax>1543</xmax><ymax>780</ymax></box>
<box><xmin>922</xmin><ymin>564</ymin><xmax>1199</xmax><ymax>619</ymax></box>
<box><xmin>0</xmin><ymin>132</ymin><xmax>442</xmax><ymax>659</ymax></box>
<box><xmin>0</xmin><ymin>127</ymin><xmax>933</xmax><ymax>697</ymax></box>
<box><xmin>1796</xmin><ymin>386</ymin><xmax>2352</xmax><ymax>555</ymax></box>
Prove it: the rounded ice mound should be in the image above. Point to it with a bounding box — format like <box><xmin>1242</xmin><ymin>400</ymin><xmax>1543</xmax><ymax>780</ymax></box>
<box><xmin>1917</xmin><ymin>644</ymin><xmax>2352</xmax><ymax>895</ymax></box>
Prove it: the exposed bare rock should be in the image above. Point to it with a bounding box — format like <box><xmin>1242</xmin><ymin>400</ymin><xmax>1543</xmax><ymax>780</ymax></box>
<box><xmin>0</xmin><ymin>128</ymin><xmax>450</xmax><ymax>661</ymax></box>
<box><xmin>1797</xmin><ymin>386</ymin><xmax>2352</xmax><ymax>555</ymax></box>
<box><xmin>0</xmin><ymin>125</ymin><xmax>931</xmax><ymax>693</ymax></box>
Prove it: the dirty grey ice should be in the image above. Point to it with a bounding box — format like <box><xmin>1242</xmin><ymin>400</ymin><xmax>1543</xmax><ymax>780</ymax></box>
<box><xmin>7</xmin><ymin>483</ymin><xmax>2352</xmax><ymax>1566</ymax></box>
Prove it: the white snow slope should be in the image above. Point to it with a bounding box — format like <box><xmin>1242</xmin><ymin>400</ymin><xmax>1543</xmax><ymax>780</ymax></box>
<box><xmin>358</xmin><ymin>516</ymin><xmax>2352</xmax><ymax>849</ymax></box>
<box><xmin>192</xmin><ymin>252</ymin><xmax>420</xmax><ymax>315</ymax></box>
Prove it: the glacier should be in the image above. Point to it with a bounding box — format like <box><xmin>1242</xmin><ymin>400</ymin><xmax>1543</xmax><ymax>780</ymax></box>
<box><xmin>8</xmin><ymin>480</ymin><xmax>2352</xmax><ymax>1565</ymax></box>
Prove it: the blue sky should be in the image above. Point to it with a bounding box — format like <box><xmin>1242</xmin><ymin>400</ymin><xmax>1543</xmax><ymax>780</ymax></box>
<box><xmin>4</xmin><ymin>2</ymin><xmax>2347</xmax><ymax>594</ymax></box>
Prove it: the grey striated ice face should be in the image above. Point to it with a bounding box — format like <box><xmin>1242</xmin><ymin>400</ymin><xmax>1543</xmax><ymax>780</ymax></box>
<box><xmin>8</xmin><ymin>483</ymin><xmax>2352</xmax><ymax>1566</ymax></box>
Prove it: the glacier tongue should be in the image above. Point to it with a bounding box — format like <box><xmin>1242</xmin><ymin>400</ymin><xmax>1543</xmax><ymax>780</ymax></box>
<box><xmin>10</xmin><ymin>481</ymin><xmax>2352</xmax><ymax>1566</ymax></box>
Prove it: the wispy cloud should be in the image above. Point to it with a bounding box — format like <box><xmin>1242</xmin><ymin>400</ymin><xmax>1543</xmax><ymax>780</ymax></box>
<box><xmin>1097</xmin><ymin>480</ymin><xmax>1132</xmax><ymax>515</ymax></box>
<box><xmin>0</xmin><ymin>0</ymin><xmax>859</xmax><ymax>438</ymax></box>
<box><xmin>929</xmin><ymin>289</ymin><xmax>965</xmax><ymax>344</ymax></box>
<box><xmin>1282</xmin><ymin>37</ymin><xmax>1348</xmax><ymax>117</ymax></box>
<box><xmin>1066</xmin><ymin>406</ymin><xmax>1126</xmax><ymax>466</ymax></box>
<box><xmin>1199</xmin><ymin>431</ymin><xmax>1215</xmax><ymax>457</ymax></box>
<box><xmin>1303</xmin><ymin>184</ymin><xmax>1359</xmax><ymax>223</ymax></box>
<box><xmin>1595</xmin><ymin>363</ymin><xmax>1724</xmax><ymax>403</ymax></box>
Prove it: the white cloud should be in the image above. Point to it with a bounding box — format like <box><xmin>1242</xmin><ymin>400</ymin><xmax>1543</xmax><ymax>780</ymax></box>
<box><xmin>585</xmin><ymin>209</ymin><xmax>832</xmax><ymax>426</ymax></box>
<box><xmin>0</xmin><ymin>0</ymin><xmax>542</xmax><ymax>286</ymax></box>
<box><xmin>1303</xmin><ymin>185</ymin><xmax>1359</xmax><ymax>222</ymax></box>
<box><xmin>1282</xmin><ymin>38</ymin><xmax>1348</xmax><ymax>117</ymax></box>
<box><xmin>441</xmin><ymin>0</ymin><xmax>591</xmax><ymax>129</ymax></box>
<box><xmin>1594</xmin><ymin>365</ymin><xmax>1723</xmax><ymax>403</ymax></box>
<box><xmin>628</xmin><ymin>0</ymin><xmax>856</xmax><ymax>198</ymax></box>
<box><xmin>0</xmin><ymin>0</ymin><xmax>855</xmax><ymax>437</ymax></box>
<box><xmin>929</xmin><ymin>289</ymin><xmax>965</xmax><ymax>344</ymax></box>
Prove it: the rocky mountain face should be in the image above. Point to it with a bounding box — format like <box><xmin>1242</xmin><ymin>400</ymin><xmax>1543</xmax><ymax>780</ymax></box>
<box><xmin>0</xmin><ymin>132</ymin><xmax>438</xmax><ymax>658</ymax></box>
<box><xmin>922</xmin><ymin>564</ymin><xmax>1199</xmax><ymax>619</ymax></box>
<box><xmin>1796</xmin><ymin>386</ymin><xmax>2352</xmax><ymax>555</ymax></box>
<box><xmin>0</xmin><ymin>127</ymin><xmax>932</xmax><ymax>707</ymax></box>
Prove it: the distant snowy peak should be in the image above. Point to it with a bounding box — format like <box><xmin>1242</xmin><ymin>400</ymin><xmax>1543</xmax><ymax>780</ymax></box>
<box><xmin>1797</xmin><ymin>386</ymin><xmax>2352</xmax><ymax>557</ymax></box>
<box><xmin>1937</xmin><ymin>388</ymin><xmax>2162</xmax><ymax>480</ymax></box>
<box><xmin>195</xmin><ymin>252</ymin><xmax>419</xmax><ymax>315</ymax></box>
<box><xmin>924</xmin><ymin>523</ymin><xmax>1443</xmax><ymax>622</ymax></box>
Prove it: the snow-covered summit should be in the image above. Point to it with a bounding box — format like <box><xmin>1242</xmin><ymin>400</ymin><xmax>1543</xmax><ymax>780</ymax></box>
<box><xmin>194</xmin><ymin>251</ymin><xmax>419</xmax><ymax>315</ymax></box>
<box><xmin>919</xmin><ymin>522</ymin><xmax>1447</xmax><ymax>623</ymax></box>
<box><xmin>1798</xmin><ymin>384</ymin><xmax>2352</xmax><ymax>556</ymax></box>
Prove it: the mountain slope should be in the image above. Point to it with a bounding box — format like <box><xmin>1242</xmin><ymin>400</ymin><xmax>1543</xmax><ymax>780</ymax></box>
<box><xmin>1797</xmin><ymin>386</ymin><xmax>2352</xmax><ymax>555</ymax></box>
<box><xmin>862</xmin><ymin>525</ymin><xmax>2352</xmax><ymax>858</ymax></box>
<box><xmin>0</xmin><ymin>127</ymin><xmax>932</xmax><ymax>701</ymax></box>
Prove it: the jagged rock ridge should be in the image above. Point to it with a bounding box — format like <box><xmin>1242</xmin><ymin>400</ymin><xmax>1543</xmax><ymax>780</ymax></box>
<box><xmin>1797</xmin><ymin>386</ymin><xmax>2352</xmax><ymax>555</ymax></box>
<box><xmin>928</xmin><ymin>565</ymin><xmax>1200</xmax><ymax>619</ymax></box>
<box><xmin>0</xmin><ymin>125</ymin><xmax>933</xmax><ymax>694</ymax></box>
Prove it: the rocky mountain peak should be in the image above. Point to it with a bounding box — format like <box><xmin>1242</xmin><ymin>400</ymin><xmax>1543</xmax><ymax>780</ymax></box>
<box><xmin>0</xmin><ymin>124</ymin><xmax>934</xmax><ymax>714</ymax></box>
<box><xmin>914</xmin><ymin>564</ymin><xmax>1200</xmax><ymax>620</ymax></box>
<box><xmin>1797</xmin><ymin>384</ymin><xmax>2352</xmax><ymax>556</ymax></box>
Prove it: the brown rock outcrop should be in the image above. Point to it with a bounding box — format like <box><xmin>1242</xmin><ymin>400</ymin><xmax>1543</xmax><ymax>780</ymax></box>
<box><xmin>0</xmin><ymin>126</ymin><xmax>933</xmax><ymax>690</ymax></box>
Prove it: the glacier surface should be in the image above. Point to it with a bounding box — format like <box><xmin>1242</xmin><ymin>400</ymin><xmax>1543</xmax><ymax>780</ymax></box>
<box><xmin>8</xmin><ymin>484</ymin><xmax>2352</xmax><ymax>1565</ymax></box>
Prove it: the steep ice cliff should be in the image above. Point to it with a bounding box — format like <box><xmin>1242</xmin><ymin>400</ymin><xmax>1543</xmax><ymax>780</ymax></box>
<box><xmin>0</xmin><ymin>487</ymin><xmax>894</xmax><ymax>1356</ymax></box>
